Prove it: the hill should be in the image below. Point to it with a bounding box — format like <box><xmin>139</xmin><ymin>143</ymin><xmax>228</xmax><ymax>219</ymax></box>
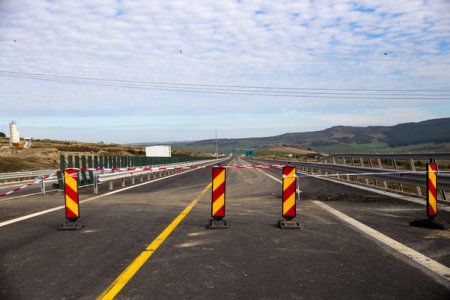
<box><xmin>170</xmin><ymin>118</ymin><xmax>450</xmax><ymax>154</ymax></box>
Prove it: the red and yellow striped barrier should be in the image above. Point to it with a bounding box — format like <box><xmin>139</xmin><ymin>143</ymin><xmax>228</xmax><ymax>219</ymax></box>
<box><xmin>426</xmin><ymin>162</ymin><xmax>437</xmax><ymax>219</ymax></box>
<box><xmin>282</xmin><ymin>166</ymin><xmax>297</xmax><ymax>220</ymax></box>
<box><xmin>64</xmin><ymin>169</ymin><xmax>80</xmax><ymax>221</ymax></box>
<box><xmin>212</xmin><ymin>166</ymin><xmax>226</xmax><ymax>218</ymax></box>
<box><xmin>58</xmin><ymin>169</ymin><xmax>83</xmax><ymax>230</ymax></box>
<box><xmin>280</xmin><ymin>165</ymin><xmax>300</xmax><ymax>228</ymax></box>
<box><xmin>208</xmin><ymin>166</ymin><xmax>227</xmax><ymax>229</ymax></box>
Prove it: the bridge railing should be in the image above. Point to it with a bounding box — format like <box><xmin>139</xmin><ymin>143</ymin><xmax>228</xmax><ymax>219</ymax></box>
<box><xmin>255</xmin><ymin>153</ymin><xmax>450</xmax><ymax>201</ymax></box>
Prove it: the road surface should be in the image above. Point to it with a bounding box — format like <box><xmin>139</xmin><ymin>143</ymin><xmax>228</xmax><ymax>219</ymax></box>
<box><xmin>0</xmin><ymin>156</ymin><xmax>449</xmax><ymax>299</ymax></box>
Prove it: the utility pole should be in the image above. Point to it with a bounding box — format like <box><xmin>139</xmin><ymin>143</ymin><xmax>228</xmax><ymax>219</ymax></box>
<box><xmin>215</xmin><ymin>128</ymin><xmax>218</xmax><ymax>159</ymax></box>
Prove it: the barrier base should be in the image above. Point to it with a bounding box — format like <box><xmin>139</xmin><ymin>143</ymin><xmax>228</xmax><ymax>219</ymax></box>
<box><xmin>279</xmin><ymin>219</ymin><xmax>301</xmax><ymax>229</ymax></box>
<box><xmin>409</xmin><ymin>219</ymin><xmax>447</xmax><ymax>230</ymax></box>
<box><xmin>58</xmin><ymin>220</ymin><xmax>84</xmax><ymax>231</ymax></box>
<box><xmin>208</xmin><ymin>219</ymin><xmax>227</xmax><ymax>229</ymax></box>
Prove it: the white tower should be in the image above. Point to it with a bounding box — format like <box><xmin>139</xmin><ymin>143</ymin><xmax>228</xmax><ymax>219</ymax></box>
<box><xmin>9</xmin><ymin>121</ymin><xmax>20</xmax><ymax>145</ymax></box>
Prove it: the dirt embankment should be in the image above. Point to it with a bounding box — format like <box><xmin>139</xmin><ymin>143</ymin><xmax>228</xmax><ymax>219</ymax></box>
<box><xmin>0</xmin><ymin>138</ymin><xmax>145</xmax><ymax>172</ymax></box>
<box><xmin>0</xmin><ymin>138</ymin><xmax>212</xmax><ymax>172</ymax></box>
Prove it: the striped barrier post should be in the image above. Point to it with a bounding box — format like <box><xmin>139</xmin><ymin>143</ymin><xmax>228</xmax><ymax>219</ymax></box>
<box><xmin>208</xmin><ymin>165</ymin><xmax>227</xmax><ymax>229</ymax></box>
<box><xmin>58</xmin><ymin>169</ymin><xmax>84</xmax><ymax>230</ymax></box>
<box><xmin>426</xmin><ymin>162</ymin><xmax>437</xmax><ymax>220</ymax></box>
<box><xmin>410</xmin><ymin>160</ymin><xmax>446</xmax><ymax>229</ymax></box>
<box><xmin>279</xmin><ymin>165</ymin><xmax>301</xmax><ymax>229</ymax></box>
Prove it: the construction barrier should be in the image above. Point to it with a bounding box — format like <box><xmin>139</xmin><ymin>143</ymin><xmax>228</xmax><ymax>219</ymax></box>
<box><xmin>427</xmin><ymin>162</ymin><xmax>437</xmax><ymax>219</ymax></box>
<box><xmin>279</xmin><ymin>165</ymin><xmax>300</xmax><ymax>229</ymax></box>
<box><xmin>58</xmin><ymin>169</ymin><xmax>83</xmax><ymax>230</ymax></box>
<box><xmin>208</xmin><ymin>165</ymin><xmax>227</xmax><ymax>229</ymax></box>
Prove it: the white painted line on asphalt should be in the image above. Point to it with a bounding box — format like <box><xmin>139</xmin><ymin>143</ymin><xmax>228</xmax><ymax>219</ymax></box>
<box><xmin>0</xmin><ymin>205</ymin><xmax>66</xmax><ymax>227</ymax></box>
<box><xmin>299</xmin><ymin>171</ymin><xmax>450</xmax><ymax>212</ymax></box>
<box><xmin>313</xmin><ymin>200</ymin><xmax>450</xmax><ymax>288</ymax></box>
<box><xmin>0</xmin><ymin>189</ymin><xmax>59</xmax><ymax>202</ymax></box>
<box><xmin>238</xmin><ymin>157</ymin><xmax>282</xmax><ymax>183</ymax></box>
<box><xmin>251</xmin><ymin>161</ymin><xmax>450</xmax><ymax>288</ymax></box>
<box><xmin>0</xmin><ymin>161</ymin><xmax>223</xmax><ymax>228</ymax></box>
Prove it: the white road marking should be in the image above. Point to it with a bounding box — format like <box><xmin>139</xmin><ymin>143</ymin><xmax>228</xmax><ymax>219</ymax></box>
<box><xmin>313</xmin><ymin>200</ymin><xmax>450</xmax><ymax>288</ymax></box>
<box><xmin>251</xmin><ymin>160</ymin><xmax>450</xmax><ymax>288</ymax></box>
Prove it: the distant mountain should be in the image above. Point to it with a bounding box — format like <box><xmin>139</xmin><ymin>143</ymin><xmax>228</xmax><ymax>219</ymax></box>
<box><xmin>170</xmin><ymin>118</ymin><xmax>450</xmax><ymax>154</ymax></box>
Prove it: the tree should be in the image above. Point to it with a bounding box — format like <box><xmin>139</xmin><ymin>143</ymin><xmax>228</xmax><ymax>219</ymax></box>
<box><xmin>0</xmin><ymin>132</ymin><xmax>5</xmax><ymax>138</ymax></box>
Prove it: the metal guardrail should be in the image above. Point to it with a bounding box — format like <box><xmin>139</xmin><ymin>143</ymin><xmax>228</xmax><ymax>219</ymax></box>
<box><xmin>0</xmin><ymin>170</ymin><xmax>56</xmax><ymax>184</ymax></box>
<box><xmin>93</xmin><ymin>158</ymin><xmax>228</xmax><ymax>194</ymax></box>
<box><xmin>254</xmin><ymin>158</ymin><xmax>449</xmax><ymax>200</ymax></box>
<box><xmin>294</xmin><ymin>162</ymin><xmax>450</xmax><ymax>190</ymax></box>
<box><xmin>0</xmin><ymin>157</ymin><xmax>229</xmax><ymax>196</ymax></box>
<box><xmin>321</xmin><ymin>153</ymin><xmax>450</xmax><ymax>161</ymax></box>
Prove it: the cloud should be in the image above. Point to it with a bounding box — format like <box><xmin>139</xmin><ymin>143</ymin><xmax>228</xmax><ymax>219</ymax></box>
<box><xmin>0</xmin><ymin>0</ymin><xmax>449</xmax><ymax>142</ymax></box>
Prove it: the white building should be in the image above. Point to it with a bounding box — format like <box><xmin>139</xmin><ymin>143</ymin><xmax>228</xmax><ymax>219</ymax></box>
<box><xmin>9</xmin><ymin>121</ymin><xmax>20</xmax><ymax>145</ymax></box>
<box><xmin>145</xmin><ymin>145</ymin><xmax>171</xmax><ymax>157</ymax></box>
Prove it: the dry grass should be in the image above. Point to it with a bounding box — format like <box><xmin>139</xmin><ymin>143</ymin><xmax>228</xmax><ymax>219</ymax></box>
<box><xmin>0</xmin><ymin>137</ymin><xmax>210</xmax><ymax>172</ymax></box>
<box><xmin>270</xmin><ymin>146</ymin><xmax>318</xmax><ymax>155</ymax></box>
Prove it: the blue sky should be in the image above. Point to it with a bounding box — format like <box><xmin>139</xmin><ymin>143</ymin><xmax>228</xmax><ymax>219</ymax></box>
<box><xmin>0</xmin><ymin>0</ymin><xmax>449</xmax><ymax>143</ymax></box>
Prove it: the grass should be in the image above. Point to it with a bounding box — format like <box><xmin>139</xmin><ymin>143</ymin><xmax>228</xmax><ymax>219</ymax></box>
<box><xmin>310</xmin><ymin>142</ymin><xmax>450</xmax><ymax>154</ymax></box>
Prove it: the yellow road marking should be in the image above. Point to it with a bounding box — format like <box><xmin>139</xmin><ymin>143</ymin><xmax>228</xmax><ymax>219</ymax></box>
<box><xmin>97</xmin><ymin>182</ymin><xmax>212</xmax><ymax>300</ymax></box>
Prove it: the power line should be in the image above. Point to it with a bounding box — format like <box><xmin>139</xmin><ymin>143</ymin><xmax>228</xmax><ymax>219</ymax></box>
<box><xmin>0</xmin><ymin>70</ymin><xmax>449</xmax><ymax>100</ymax></box>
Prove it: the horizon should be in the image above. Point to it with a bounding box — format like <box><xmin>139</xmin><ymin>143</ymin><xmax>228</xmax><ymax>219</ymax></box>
<box><xmin>2</xmin><ymin>116</ymin><xmax>448</xmax><ymax>145</ymax></box>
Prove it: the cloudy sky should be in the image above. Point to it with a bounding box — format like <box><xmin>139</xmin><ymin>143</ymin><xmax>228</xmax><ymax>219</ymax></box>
<box><xmin>0</xmin><ymin>0</ymin><xmax>449</xmax><ymax>143</ymax></box>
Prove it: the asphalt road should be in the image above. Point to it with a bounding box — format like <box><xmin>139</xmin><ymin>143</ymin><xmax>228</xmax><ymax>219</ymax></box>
<box><xmin>0</xmin><ymin>156</ymin><xmax>449</xmax><ymax>299</ymax></box>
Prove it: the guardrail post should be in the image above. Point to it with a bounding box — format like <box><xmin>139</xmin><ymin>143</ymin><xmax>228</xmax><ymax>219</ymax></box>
<box><xmin>331</xmin><ymin>157</ymin><xmax>341</xmax><ymax>180</ymax></box>
<box><xmin>377</xmin><ymin>159</ymin><xmax>388</xmax><ymax>189</ymax></box>
<box><xmin>131</xmin><ymin>176</ymin><xmax>135</xmax><ymax>185</ymax></box>
<box><xmin>109</xmin><ymin>180</ymin><xmax>113</xmax><ymax>191</ymax></box>
<box><xmin>342</xmin><ymin>158</ymin><xmax>350</xmax><ymax>181</ymax></box>
<box><xmin>409</xmin><ymin>159</ymin><xmax>422</xmax><ymax>196</ymax></box>
<box><xmin>40</xmin><ymin>177</ymin><xmax>46</xmax><ymax>194</ymax></box>
<box><xmin>93</xmin><ymin>174</ymin><xmax>99</xmax><ymax>194</ymax></box>
<box><xmin>392</xmin><ymin>159</ymin><xmax>403</xmax><ymax>192</ymax></box>
<box><xmin>360</xmin><ymin>158</ymin><xmax>370</xmax><ymax>185</ymax></box>
<box><xmin>140</xmin><ymin>174</ymin><xmax>144</xmax><ymax>182</ymax></box>
<box><xmin>435</xmin><ymin>161</ymin><xmax>447</xmax><ymax>201</ymax></box>
<box><xmin>121</xmin><ymin>177</ymin><xmax>126</xmax><ymax>187</ymax></box>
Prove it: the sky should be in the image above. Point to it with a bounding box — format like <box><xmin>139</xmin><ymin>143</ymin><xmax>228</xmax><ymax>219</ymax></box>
<box><xmin>0</xmin><ymin>0</ymin><xmax>449</xmax><ymax>143</ymax></box>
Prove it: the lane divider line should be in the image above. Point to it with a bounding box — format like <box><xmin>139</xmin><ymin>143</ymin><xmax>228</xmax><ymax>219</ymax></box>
<box><xmin>0</xmin><ymin>163</ymin><xmax>217</xmax><ymax>228</ymax></box>
<box><xmin>97</xmin><ymin>182</ymin><xmax>212</xmax><ymax>300</ymax></box>
<box><xmin>248</xmin><ymin>159</ymin><xmax>450</xmax><ymax>288</ymax></box>
<box><xmin>312</xmin><ymin>200</ymin><xmax>450</xmax><ymax>288</ymax></box>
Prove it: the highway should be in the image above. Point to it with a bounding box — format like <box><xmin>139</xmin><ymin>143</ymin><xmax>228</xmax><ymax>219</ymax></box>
<box><xmin>0</xmin><ymin>156</ymin><xmax>449</xmax><ymax>299</ymax></box>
